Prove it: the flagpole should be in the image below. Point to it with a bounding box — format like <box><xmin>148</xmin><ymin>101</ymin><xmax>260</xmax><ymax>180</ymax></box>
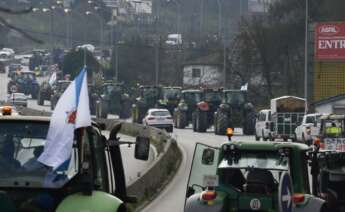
<box><xmin>83</xmin><ymin>48</ymin><xmax>87</xmax><ymax>67</ymax></box>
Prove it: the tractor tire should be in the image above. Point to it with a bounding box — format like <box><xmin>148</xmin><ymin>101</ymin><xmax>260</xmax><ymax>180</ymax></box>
<box><xmin>37</xmin><ymin>91</ymin><xmax>44</xmax><ymax>106</ymax></box>
<box><xmin>176</xmin><ymin>112</ymin><xmax>187</xmax><ymax>129</ymax></box>
<box><xmin>192</xmin><ymin>112</ymin><xmax>197</xmax><ymax>132</ymax></box>
<box><xmin>243</xmin><ymin>111</ymin><xmax>256</xmax><ymax>135</ymax></box>
<box><xmin>131</xmin><ymin>107</ymin><xmax>138</xmax><ymax>123</ymax></box>
<box><xmin>255</xmin><ymin>133</ymin><xmax>260</xmax><ymax>141</ymax></box>
<box><xmin>195</xmin><ymin>111</ymin><xmax>207</xmax><ymax>132</ymax></box>
<box><xmin>214</xmin><ymin>112</ymin><xmax>228</xmax><ymax>135</ymax></box>
<box><xmin>262</xmin><ymin>130</ymin><xmax>268</xmax><ymax>141</ymax></box>
<box><xmin>119</xmin><ymin>101</ymin><xmax>131</xmax><ymax>119</ymax></box>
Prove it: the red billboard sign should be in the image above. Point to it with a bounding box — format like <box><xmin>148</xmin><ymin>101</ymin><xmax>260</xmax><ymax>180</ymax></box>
<box><xmin>315</xmin><ymin>23</ymin><xmax>345</xmax><ymax>60</ymax></box>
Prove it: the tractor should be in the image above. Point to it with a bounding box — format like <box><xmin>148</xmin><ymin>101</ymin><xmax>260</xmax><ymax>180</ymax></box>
<box><xmin>50</xmin><ymin>80</ymin><xmax>71</xmax><ymax>110</ymax></box>
<box><xmin>94</xmin><ymin>82</ymin><xmax>132</xmax><ymax>119</ymax></box>
<box><xmin>173</xmin><ymin>89</ymin><xmax>203</xmax><ymax>129</ymax></box>
<box><xmin>185</xmin><ymin>139</ymin><xmax>326</xmax><ymax>212</ymax></box>
<box><xmin>192</xmin><ymin>88</ymin><xmax>222</xmax><ymax>132</ymax></box>
<box><xmin>131</xmin><ymin>86</ymin><xmax>161</xmax><ymax>124</ymax></box>
<box><xmin>158</xmin><ymin>87</ymin><xmax>182</xmax><ymax>115</ymax></box>
<box><xmin>311</xmin><ymin>114</ymin><xmax>345</xmax><ymax>211</ymax></box>
<box><xmin>214</xmin><ymin>90</ymin><xmax>256</xmax><ymax>135</ymax></box>
<box><xmin>0</xmin><ymin>116</ymin><xmax>150</xmax><ymax>212</ymax></box>
<box><xmin>37</xmin><ymin>81</ymin><xmax>53</xmax><ymax>106</ymax></box>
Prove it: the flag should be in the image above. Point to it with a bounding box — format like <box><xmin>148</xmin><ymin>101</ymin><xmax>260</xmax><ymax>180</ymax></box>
<box><xmin>48</xmin><ymin>71</ymin><xmax>57</xmax><ymax>86</ymax></box>
<box><xmin>38</xmin><ymin>68</ymin><xmax>91</xmax><ymax>169</ymax></box>
<box><xmin>240</xmin><ymin>83</ymin><xmax>248</xmax><ymax>91</ymax></box>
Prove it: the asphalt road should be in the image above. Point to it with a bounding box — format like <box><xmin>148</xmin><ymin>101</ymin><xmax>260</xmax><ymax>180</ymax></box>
<box><xmin>142</xmin><ymin>127</ymin><xmax>253</xmax><ymax>212</ymax></box>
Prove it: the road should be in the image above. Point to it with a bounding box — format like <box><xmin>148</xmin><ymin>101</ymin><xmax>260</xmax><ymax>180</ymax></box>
<box><xmin>142</xmin><ymin>127</ymin><xmax>253</xmax><ymax>212</ymax></box>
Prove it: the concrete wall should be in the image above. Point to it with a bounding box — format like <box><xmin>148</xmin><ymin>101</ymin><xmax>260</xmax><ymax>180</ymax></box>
<box><xmin>183</xmin><ymin>64</ymin><xmax>221</xmax><ymax>87</ymax></box>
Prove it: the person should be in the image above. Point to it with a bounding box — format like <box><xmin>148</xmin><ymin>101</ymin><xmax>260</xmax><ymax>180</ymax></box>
<box><xmin>23</xmin><ymin>146</ymin><xmax>45</xmax><ymax>171</ymax></box>
<box><xmin>326</xmin><ymin>122</ymin><xmax>342</xmax><ymax>136</ymax></box>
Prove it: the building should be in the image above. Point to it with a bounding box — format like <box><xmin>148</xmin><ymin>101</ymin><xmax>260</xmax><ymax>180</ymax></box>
<box><xmin>313</xmin><ymin>93</ymin><xmax>345</xmax><ymax>115</ymax></box>
<box><xmin>182</xmin><ymin>54</ymin><xmax>223</xmax><ymax>87</ymax></box>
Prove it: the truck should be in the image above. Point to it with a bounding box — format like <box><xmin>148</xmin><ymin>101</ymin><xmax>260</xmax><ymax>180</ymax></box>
<box><xmin>184</xmin><ymin>138</ymin><xmax>325</xmax><ymax>212</ymax></box>
<box><xmin>294</xmin><ymin>113</ymin><xmax>322</xmax><ymax>145</ymax></box>
<box><xmin>270</xmin><ymin>96</ymin><xmax>306</xmax><ymax>141</ymax></box>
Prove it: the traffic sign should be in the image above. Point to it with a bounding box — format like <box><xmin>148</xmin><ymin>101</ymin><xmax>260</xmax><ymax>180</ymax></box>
<box><xmin>278</xmin><ymin>172</ymin><xmax>294</xmax><ymax>212</ymax></box>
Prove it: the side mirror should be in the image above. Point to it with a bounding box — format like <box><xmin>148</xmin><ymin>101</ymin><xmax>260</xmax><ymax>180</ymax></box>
<box><xmin>135</xmin><ymin>136</ymin><xmax>150</xmax><ymax>161</ymax></box>
<box><xmin>202</xmin><ymin>148</ymin><xmax>215</xmax><ymax>165</ymax></box>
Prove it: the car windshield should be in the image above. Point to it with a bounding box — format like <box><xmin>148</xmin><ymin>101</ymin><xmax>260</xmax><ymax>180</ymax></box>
<box><xmin>58</xmin><ymin>82</ymin><xmax>70</xmax><ymax>91</ymax></box>
<box><xmin>218</xmin><ymin>152</ymin><xmax>289</xmax><ymax>171</ymax></box>
<box><xmin>204</xmin><ymin>91</ymin><xmax>222</xmax><ymax>102</ymax></box>
<box><xmin>0</xmin><ymin>121</ymin><xmax>78</xmax><ymax>189</ymax></box>
<box><xmin>163</xmin><ymin>89</ymin><xmax>181</xmax><ymax>99</ymax></box>
<box><xmin>225</xmin><ymin>91</ymin><xmax>245</xmax><ymax>105</ymax></box>
<box><xmin>184</xmin><ymin>92</ymin><xmax>201</xmax><ymax>104</ymax></box>
<box><xmin>151</xmin><ymin>111</ymin><xmax>170</xmax><ymax>116</ymax></box>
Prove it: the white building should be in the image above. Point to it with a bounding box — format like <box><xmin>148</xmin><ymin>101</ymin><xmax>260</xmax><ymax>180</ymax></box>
<box><xmin>313</xmin><ymin>94</ymin><xmax>345</xmax><ymax>115</ymax></box>
<box><xmin>182</xmin><ymin>54</ymin><xmax>222</xmax><ymax>87</ymax></box>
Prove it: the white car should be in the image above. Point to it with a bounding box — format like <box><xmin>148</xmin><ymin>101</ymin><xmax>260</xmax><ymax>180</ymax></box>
<box><xmin>7</xmin><ymin>93</ymin><xmax>28</xmax><ymax>107</ymax></box>
<box><xmin>143</xmin><ymin>108</ymin><xmax>174</xmax><ymax>132</ymax></box>
<box><xmin>295</xmin><ymin>113</ymin><xmax>322</xmax><ymax>144</ymax></box>
<box><xmin>255</xmin><ymin>109</ymin><xmax>272</xmax><ymax>141</ymax></box>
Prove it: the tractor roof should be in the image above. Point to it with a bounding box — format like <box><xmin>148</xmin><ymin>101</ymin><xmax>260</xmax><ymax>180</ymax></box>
<box><xmin>227</xmin><ymin>141</ymin><xmax>310</xmax><ymax>152</ymax></box>
<box><xmin>182</xmin><ymin>89</ymin><xmax>202</xmax><ymax>93</ymax></box>
<box><xmin>320</xmin><ymin>114</ymin><xmax>345</xmax><ymax>120</ymax></box>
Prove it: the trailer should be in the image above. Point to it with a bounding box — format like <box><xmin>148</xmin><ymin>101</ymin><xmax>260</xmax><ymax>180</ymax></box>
<box><xmin>270</xmin><ymin>96</ymin><xmax>306</xmax><ymax>141</ymax></box>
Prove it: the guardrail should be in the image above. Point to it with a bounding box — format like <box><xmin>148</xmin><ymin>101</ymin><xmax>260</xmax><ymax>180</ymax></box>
<box><xmin>19</xmin><ymin>108</ymin><xmax>182</xmax><ymax>212</ymax></box>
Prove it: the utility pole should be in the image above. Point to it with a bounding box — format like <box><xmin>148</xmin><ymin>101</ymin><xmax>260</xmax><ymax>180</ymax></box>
<box><xmin>304</xmin><ymin>0</ymin><xmax>309</xmax><ymax>110</ymax></box>
<box><xmin>155</xmin><ymin>37</ymin><xmax>160</xmax><ymax>86</ymax></box>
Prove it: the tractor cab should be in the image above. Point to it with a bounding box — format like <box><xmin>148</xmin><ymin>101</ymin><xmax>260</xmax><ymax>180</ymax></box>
<box><xmin>223</xmin><ymin>90</ymin><xmax>247</xmax><ymax>109</ymax></box>
<box><xmin>132</xmin><ymin>86</ymin><xmax>161</xmax><ymax>123</ymax></box>
<box><xmin>173</xmin><ymin>89</ymin><xmax>202</xmax><ymax>129</ymax></box>
<box><xmin>185</xmin><ymin>141</ymin><xmax>325</xmax><ymax>212</ymax></box>
<box><xmin>313</xmin><ymin>114</ymin><xmax>345</xmax><ymax>211</ymax></box>
<box><xmin>159</xmin><ymin>87</ymin><xmax>182</xmax><ymax>114</ymax></box>
<box><xmin>0</xmin><ymin>116</ymin><xmax>150</xmax><ymax>212</ymax></box>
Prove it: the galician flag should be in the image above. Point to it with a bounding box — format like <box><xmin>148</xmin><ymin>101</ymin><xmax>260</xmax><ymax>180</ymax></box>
<box><xmin>38</xmin><ymin>68</ymin><xmax>91</xmax><ymax>169</ymax></box>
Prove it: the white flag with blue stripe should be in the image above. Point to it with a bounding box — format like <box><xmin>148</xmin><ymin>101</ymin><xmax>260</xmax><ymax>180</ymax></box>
<box><xmin>38</xmin><ymin>68</ymin><xmax>91</xmax><ymax>169</ymax></box>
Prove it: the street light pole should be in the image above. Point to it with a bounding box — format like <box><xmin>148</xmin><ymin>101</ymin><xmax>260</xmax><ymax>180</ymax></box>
<box><xmin>304</xmin><ymin>0</ymin><xmax>309</xmax><ymax>109</ymax></box>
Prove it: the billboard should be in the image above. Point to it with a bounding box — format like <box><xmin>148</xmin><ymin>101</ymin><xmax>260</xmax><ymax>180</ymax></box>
<box><xmin>315</xmin><ymin>23</ymin><xmax>345</xmax><ymax>60</ymax></box>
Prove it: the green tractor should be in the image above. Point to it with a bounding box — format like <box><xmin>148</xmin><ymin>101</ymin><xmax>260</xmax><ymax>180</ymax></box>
<box><xmin>50</xmin><ymin>80</ymin><xmax>71</xmax><ymax>110</ymax></box>
<box><xmin>94</xmin><ymin>82</ymin><xmax>132</xmax><ymax>119</ymax></box>
<box><xmin>0</xmin><ymin>116</ymin><xmax>150</xmax><ymax>212</ymax></box>
<box><xmin>173</xmin><ymin>89</ymin><xmax>203</xmax><ymax>129</ymax></box>
<box><xmin>158</xmin><ymin>87</ymin><xmax>182</xmax><ymax>115</ymax></box>
<box><xmin>185</xmin><ymin>140</ymin><xmax>326</xmax><ymax>212</ymax></box>
<box><xmin>192</xmin><ymin>88</ymin><xmax>223</xmax><ymax>132</ymax></box>
<box><xmin>214</xmin><ymin>90</ymin><xmax>256</xmax><ymax>135</ymax></box>
<box><xmin>311</xmin><ymin>114</ymin><xmax>345</xmax><ymax>211</ymax></box>
<box><xmin>131</xmin><ymin>86</ymin><xmax>161</xmax><ymax>124</ymax></box>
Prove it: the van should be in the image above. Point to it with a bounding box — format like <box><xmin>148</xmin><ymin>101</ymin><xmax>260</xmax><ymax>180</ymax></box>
<box><xmin>255</xmin><ymin>109</ymin><xmax>272</xmax><ymax>141</ymax></box>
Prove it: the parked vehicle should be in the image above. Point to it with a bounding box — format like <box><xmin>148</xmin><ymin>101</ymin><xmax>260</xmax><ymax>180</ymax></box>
<box><xmin>270</xmin><ymin>96</ymin><xmax>306</xmax><ymax>141</ymax></box>
<box><xmin>143</xmin><ymin>108</ymin><xmax>173</xmax><ymax>132</ymax></box>
<box><xmin>214</xmin><ymin>89</ymin><xmax>256</xmax><ymax>135</ymax></box>
<box><xmin>7</xmin><ymin>71</ymin><xmax>39</xmax><ymax>99</ymax></box>
<box><xmin>185</xmin><ymin>139</ymin><xmax>325</xmax><ymax>212</ymax></box>
<box><xmin>255</xmin><ymin>109</ymin><xmax>272</xmax><ymax>141</ymax></box>
<box><xmin>7</xmin><ymin>92</ymin><xmax>28</xmax><ymax>107</ymax></box>
<box><xmin>173</xmin><ymin>89</ymin><xmax>202</xmax><ymax>129</ymax></box>
<box><xmin>192</xmin><ymin>88</ymin><xmax>222</xmax><ymax>132</ymax></box>
<box><xmin>295</xmin><ymin>113</ymin><xmax>322</xmax><ymax>145</ymax></box>
<box><xmin>0</xmin><ymin>116</ymin><xmax>150</xmax><ymax>211</ymax></box>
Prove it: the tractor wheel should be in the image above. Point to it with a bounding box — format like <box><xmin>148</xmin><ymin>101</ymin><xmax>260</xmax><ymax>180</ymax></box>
<box><xmin>195</xmin><ymin>111</ymin><xmax>207</xmax><ymax>132</ymax></box>
<box><xmin>131</xmin><ymin>107</ymin><xmax>138</xmax><ymax>123</ymax></box>
<box><xmin>269</xmin><ymin>134</ymin><xmax>274</xmax><ymax>141</ymax></box>
<box><xmin>255</xmin><ymin>132</ymin><xmax>260</xmax><ymax>141</ymax></box>
<box><xmin>215</xmin><ymin>112</ymin><xmax>228</xmax><ymax>135</ymax></box>
<box><xmin>37</xmin><ymin>91</ymin><xmax>44</xmax><ymax>106</ymax></box>
<box><xmin>192</xmin><ymin>112</ymin><xmax>197</xmax><ymax>132</ymax></box>
<box><xmin>176</xmin><ymin>112</ymin><xmax>187</xmax><ymax>129</ymax></box>
<box><xmin>31</xmin><ymin>90</ymin><xmax>38</xmax><ymax>99</ymax></box>
<box><xmin>262</xmin><ymin>130</ymin><xmax>268</xmax><ymax>141</ymax></box>
<box><xmin>243</xmin><ymin>111</ymin><xmax>256</xmax><ymax>135</ymax></box>
<box><xmin>119</xmin><ymin>101</ymin><xmax>131</xmax><ymax>119</ymax></box>
<box><xmin>173</xmin><ymin>112</ymin><xmax>178</xmax><ymax>128</ymax></box>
